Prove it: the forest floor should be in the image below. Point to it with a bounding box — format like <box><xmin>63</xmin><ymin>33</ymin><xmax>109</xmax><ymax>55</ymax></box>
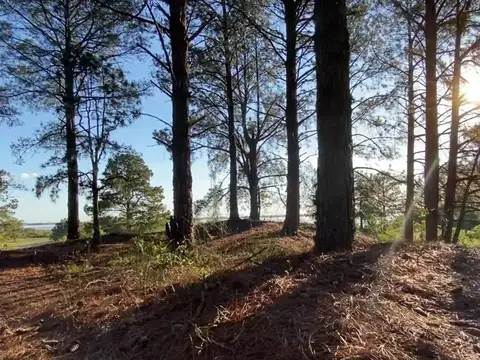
<box><xmin>1</xmin><ymin>222</ymin><xmax>480</xmax><ymax>360</ymax></box>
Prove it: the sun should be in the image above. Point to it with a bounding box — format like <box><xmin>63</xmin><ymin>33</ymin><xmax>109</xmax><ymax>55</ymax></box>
<box><xmin>461</xmin><ymin>68</ymin><xmax>480</xmax><ymax>105</ymax></box>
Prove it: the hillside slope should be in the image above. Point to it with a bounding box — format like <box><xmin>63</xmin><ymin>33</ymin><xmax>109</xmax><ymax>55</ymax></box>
<box><xmin>1</xmin><ymin>223</ymin><xmax>479</xmax><ymax>359</ymax></box>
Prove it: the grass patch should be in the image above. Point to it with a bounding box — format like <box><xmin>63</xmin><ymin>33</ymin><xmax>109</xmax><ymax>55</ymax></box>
<box><xmin>107</xmin><ymin>236</ymin><xmax>224</xmax><ymax>290</ymax></box>
<box><xmin>248</xmin><ymin>240</ymin><xmax>289</xmax><ymax>263</ymax></box>
<box><xmin>65</xmin><ymin>262</ymin><xmax>93</xmax><ymax>274</ymax></box>
<box><xmin>0</xmin><ymin>237</ymin><xmax>52</xmax><ymax>250</ymax></box>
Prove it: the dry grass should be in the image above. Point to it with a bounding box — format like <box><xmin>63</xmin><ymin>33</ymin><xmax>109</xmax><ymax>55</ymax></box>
<box><xmin>1</xmin><ymin>222</ymin><xmax>480</xmax><ymax>359</ymax></box>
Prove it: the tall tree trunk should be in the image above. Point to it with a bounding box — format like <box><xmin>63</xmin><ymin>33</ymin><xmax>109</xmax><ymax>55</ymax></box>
<box><xmin>453</xmin><ymin>146</ymin><xmax>480</xmax><ymax>243</ymax></box>
<box><xmin>405</xmin><ymin>21</ymin><xmax>415</xmax><ymax>243</ymax></box>
<box><xmin>64</xmin><ymin>1</ymin><xmax>79</xmax><ymax>241</ymax></box>
<box><xmin>314</xmin><ymin>0</ymin><xmax>354</xmax><ymax>253</ymax></box>
<box><xmin>359</xmin><ymin>210</ymin><xmax>364</xmax><ymax>231</ymax></box>
<box><xmin>65</xmin><ymin>86</ymin><xmax>80</xmax><ymax>241</ymax></box>
<box><xmin>249</xmin><ymin>39</ymin><xmax>261</xmax><ymax>222</ymax></box>
<box><xmin>125</xmin><ymin>202</ymin><xmax>131</xmax><ymax>227</ymax></box>
<box><xmin>91</xmin><ymin>170</ymin><xmax>100</xmax><ymax>246</ymax></box>
<box><xmin>283</xmin><ymin>0</ymin><xmax>300</xmax><ymax>236</ymax></box>
<box><xmin>443</xmin><ymin>0</ymin><xmax>463</xmax><ymax>243</ymax></box>
<box><xmin>222</xmin><ymin>0</ymin><xmax>240</xmax><ymax>223</ymax></box>
<box><xmin>424</xmin><ymin>0</ymin><xmax>439</xmax><ymax>242</ymax></box>
<box><xmin>248</xmin><ymin>151</ymin><xmax>260</xmax><ymax>221</ymax></box>
<box><xmin>170</xmin><ymin>0</ymin><xmax>193</xmax><ymax>246</ymax></box>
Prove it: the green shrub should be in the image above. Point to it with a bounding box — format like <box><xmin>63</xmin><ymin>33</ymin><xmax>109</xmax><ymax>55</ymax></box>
<box><xmin>0</xmin><ymin>210</ymin><xmax>23</xmax><ymax>241</ymax></box>
<box><xmin>50</xmin><ymin>219</ymin><xmax>102</xmax><ymax>241</ymax></box>
<box><xmin>458</xmin><ymin>225</ymin><xmax>480</xmax><ymax>248</ymax></box>
<box><xmin>133</xmin><ymin>237</ymin><xmax>193</xmax><ymax>268</ymax></box>
<box><xmin>50</xmin><ymin>219</ymin><xmax>68</xmax><ymax>241</ymax></box>
<box><xmin>21</xmin><ymin>228</ymin><xmax>50</xmax><ymax>239</ymax></box>
<box><xmin>66</xmin><ymin>262</ymin><xmax>93</xmax><ymax>274</ymax></box>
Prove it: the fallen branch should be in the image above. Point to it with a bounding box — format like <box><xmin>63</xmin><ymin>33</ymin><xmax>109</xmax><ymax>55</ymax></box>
<box><xmin>230</xmin><ymin>247</ymin><xmax>268</xmax><ymax>270</ymax></box>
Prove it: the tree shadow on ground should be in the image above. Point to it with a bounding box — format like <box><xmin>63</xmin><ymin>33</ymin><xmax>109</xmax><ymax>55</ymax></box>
<box><xmin>0</xmin><ymin>232</ymin><xmax>153</xmax><ymax>270</ymax></box>
<box><xmin>450</xmin><ymin>248</ymin><xmax>480</xmax><ymax>323</ymax></box>
<box><xmin>8</xmin><ymin>244</ymin><xmax>395</xmax><ymax>360</ymax></box>
<box><xmin>194</xmin><ymin>219</ymin><xmax>267</xmax><ymax>242</ymax></box>
<box><xmin>0</xmin><ymin>221</ymin><xmax>265</xmax><ymax>271</ymax></box>
<box><xmin>404</xmin><ymin>338</ymin><xmax>459</xmax><ymax>360</ymax></box>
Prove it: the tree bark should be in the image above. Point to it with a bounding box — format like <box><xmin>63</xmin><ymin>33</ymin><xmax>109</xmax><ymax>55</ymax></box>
<box><xmin>64</xmin><ymin>1</ymin><xmax>80</xmax><ymax>241</ymax></box>
<box><xmin>314</xmin><ymin>0</ymin><xmax>354</xmax><ymax>253</ymax></box>
<box><xmin>359</xmin><ymin>210</ymin><xmax>364</xmax><ymax>231</ymax></box>
<box><xmin>248</xmin><ymin>149</ymin><xmax>260</xmax><ymax>221</ymax></box>
<box><xmin>249</xmin><ymin>39</ymin><xmax>261</xmax><ymax>222</ymax></box>
<box><xmin>91</xmin><ymin>172</ymin><xmax>100</xmax><ymax>246</ymax></box>
<box><xmin>443</xmin><ymin>0</ymin><xmax>463</xmax><ymax>243</ymax></box>
<box><xmin>170</xmin><ymin>0</ymin><xmax>193</xmax><ymax>246</ymax></box>
<box><xmin>222</xmin><ymin>0</ymin><xmax>240</xmax><ymax>222</ymax></box>
<box><xmin>424</xmin><ymin>0</ymin><xmax>439</xmax><ymax>242</ymax></box>
<box><xmin>283</xmin><ymin>0</ymin><xmax>300</xmax><ymax>236</ymax></box>
<box><xmin>453</xmin><ymin>146</ymin><xmax>480</xmax><ymax>243</ymax></box>
<box><xmin>404</xmin><ymin>21</ymin><xmax>415</xmax><ymax>243</ymax></box>
<box><xmin>125</xmin><ymin>202</ymin><xmax>131</xmax><ymax>227</ymax></box>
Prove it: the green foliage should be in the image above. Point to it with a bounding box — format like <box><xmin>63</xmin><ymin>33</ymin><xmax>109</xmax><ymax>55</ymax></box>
<box><xmin>355</xmin><ymin>171</ymin><xmax>404</xmax><ymax>228</ymax></box>
<box><xmin>360</xmin><ymin>215</ymin><xmax>426</xmax><ymax>243</ymax></box>
<box><xmin>51</xmin><ymin>219</ymin><xmax>101</xmax><ymax>241</ymax></box>
<box><xmin>66</xmin><ymin>262</ymin><xmax>93</xmax><ymax>274</ymax></box>
<box><xmin>21</xmin><ymin>228</ymin><xmax>51</xmax><ymax>239</ymax></box>
<box><xmin>249</xmin><ymin>241</ymin><xmax>289</xmax><ymax>263</ymax></box>
<box><xmin>0</xmin><ymin>0</ymin><xmax>139</xmax><ymax>112</ymax></box>
<box><xmin>189</xmin><ymin>4</ymin><xmax>287</xmax><ymax>217</ymax></box>
<box><xmin>0</xmin><ymin>170</ymin><xmax>23</xmax><ymax>243</ymax></box>
<box><xmin>312</xmin><ymin>170</ymin><xmax>412</xmax><ymax>234</ymax></box>
<box><xmin>194</xmin><ymin>185</ymin><xmax>225</xmax><ymax>218</ymax></box>
<box><xmin>133</xmin><ymin>237</ymin><xmax>192</xmax><ymax>268</ymax></box>
<box><xmin>0</xmin><ymin>170</ymin><xmax>20</xmax><ymax>211</ymax></box>
<box><xmin>97</xmin><ymin>215</ymin><xmax>123</xmax><ymax>233</ymax></box>
<box><xmin>1</xmin><ymin>0</ymin><xmax>142</xmax><ymax>208</ymax></box>
<box><xmin>50</xmin><ymin>219</ymin><xmax>68</xmax><ymax>242</ymax></box>
<box><xmin>109</xmin><ymin>235</ymin><xmax>222</xmax><ymax>289</ymax></box>
<box><xmin>80</xmin><ymin>221</ymin><xmax>106</xmax><ymax>238</ymax></box>
<box><xmin>91</xmin><ymin>153</ymin><xmax>169</xmax><ymax>233</ymax></box>
<box><xmin>458</xmin><ymin>225</ymin><xmax>480</xmax><ymax>248</ymax></box>
<box><xmin>0</xmin><ymin>210</ymin><xmax>23</xmax><ymax>242</ymax></box>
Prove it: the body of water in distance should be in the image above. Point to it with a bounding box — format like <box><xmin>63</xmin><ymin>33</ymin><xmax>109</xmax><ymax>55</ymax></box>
<box><xmin>24</xmin><ymin>215</ymin><xmax>315</xmax><ymax>231</ymax></box>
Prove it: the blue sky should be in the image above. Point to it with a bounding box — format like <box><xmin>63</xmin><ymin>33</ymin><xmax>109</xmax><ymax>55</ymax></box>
<box><xmin>0</xmin><ymin>59</ymin><xmax>213</xmax><ymax>224</ymax></box>
<box><xmin>0</xmin><ymin>55</ymin><xmax>410</xmax><ymax>224</ymax></box>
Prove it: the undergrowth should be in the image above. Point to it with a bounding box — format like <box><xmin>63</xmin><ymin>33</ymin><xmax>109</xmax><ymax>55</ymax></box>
<box><xmin>458</xmin><ymin>225</ymin><xmax>480</xmax><ymax>247</ymax></box>
<box><xmin>106</xmin><ymin>228</ymin><xmax>299</xmax><ymax>292</ymax></box>
<box><xmin>108</xmin><ymin>236</ymin><xmax>223</xmax><ymax>290</ymax></box>
<box><xmin>65</xmin><ymin>261</ymin><xmax>93</xmax><ymax>274</ymax></box>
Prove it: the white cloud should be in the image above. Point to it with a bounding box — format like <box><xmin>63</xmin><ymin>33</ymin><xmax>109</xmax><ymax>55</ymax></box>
<box><xmin>20</xmin><ymin>173</ymin><xmax>38</xmax><ymax>180</ymax></box>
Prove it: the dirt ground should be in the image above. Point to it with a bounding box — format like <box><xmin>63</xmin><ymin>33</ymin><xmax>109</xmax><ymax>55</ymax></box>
<box><xmin>1</xmin><ymin>222</ymin><xmax>480</xmax><ymax>359</ymax></box>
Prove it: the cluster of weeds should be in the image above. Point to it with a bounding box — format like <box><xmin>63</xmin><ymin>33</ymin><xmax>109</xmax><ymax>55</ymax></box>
<box><xmin>109</xmin><ymin>236</ymin><xmax>222</xmax><ymax>290</ymax></box>
<box><xmin>457</xmin><ymin>226</ymin><xmax>480</xmax><ymax>248</ymax></box>
<box><xmin>133</xmin><ymin>237</ymin><xmax>198</xmax><ymax>267</ymax></box>
<box><xmin>66</xmin><ymin>261</ymin><xmax>93</xmax><ymax>274</ymax></box>
<box><xmin>249</xmin><ymin>241</ymin><xmax>289</xmax><ymax>263</ymax></box>
<box><xmin>109</xmin><ymin>255</ymin><xmax>136</xmax><ymax>267</ymax></box>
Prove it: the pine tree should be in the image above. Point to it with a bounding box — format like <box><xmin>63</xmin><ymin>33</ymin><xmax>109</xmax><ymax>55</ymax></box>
<box><xmin>0</xmin><ymin>0</ymin><xmax>136</xmax><ymax>240</ymax></box>
<box><xmin>314</xmin><ymin>0</ymin><xmax>354</xmax><ymax>252</ymax></box>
